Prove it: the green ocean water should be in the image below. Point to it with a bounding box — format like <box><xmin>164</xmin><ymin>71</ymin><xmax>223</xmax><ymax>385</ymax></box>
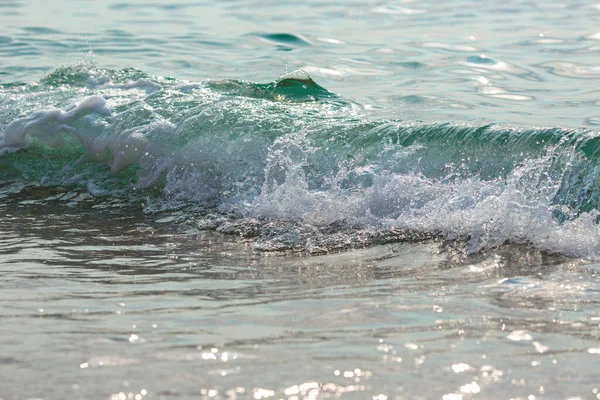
<box><xmin>2</xmin><ymin>1</ymin><xmax>600</xmax><ymax>399</ymax></box>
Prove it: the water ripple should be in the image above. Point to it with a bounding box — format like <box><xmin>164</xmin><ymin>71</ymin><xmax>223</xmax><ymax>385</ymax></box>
<box><xmin>539</xmin><ymin>61</ymin><xmax>600</xmax><ymax>79</ymax></box>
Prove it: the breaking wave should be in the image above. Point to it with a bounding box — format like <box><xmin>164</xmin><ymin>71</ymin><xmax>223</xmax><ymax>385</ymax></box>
<box><xmin>2</xmin><ymin>61</ymin><xmax>600</xmax><ymax>258</ymax></box>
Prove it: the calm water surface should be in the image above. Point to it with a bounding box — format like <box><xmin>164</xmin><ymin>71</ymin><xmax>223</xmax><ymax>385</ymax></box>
<box><xmin>3</xmin><ymin>1</ymin><xmax>600</xmax><ymax>399</ymax></box>
<box><xmin>2</xmin><ymin>196</ymin><xmax>600</xmax><ymax>400</ymax></box>
<box><xmin>3</xmin><ymin>0</ymin><xmax>600</xmax><ymax>126</ymax></box>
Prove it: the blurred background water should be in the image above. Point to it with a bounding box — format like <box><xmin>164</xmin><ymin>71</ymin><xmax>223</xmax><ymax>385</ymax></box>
<box><xmin>3</xmin><ymin>1</ymin><xmax>600</xmax><ymax>399</ymax></box>
<box><xmin>3</xmin><ymin>0</ymin><xmax>600</xmax><ymax>127</ymax></box>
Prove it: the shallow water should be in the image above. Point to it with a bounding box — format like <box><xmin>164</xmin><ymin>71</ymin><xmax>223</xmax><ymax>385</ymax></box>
<box><xmin>2</xmin><ymin>195</ymin><xmax>600</xmax><ymax>400</ymax></box>
<box><xmin>3</xmin><ymin>0</ymin><xmax>600</xmax><ymax>399</ymax></box>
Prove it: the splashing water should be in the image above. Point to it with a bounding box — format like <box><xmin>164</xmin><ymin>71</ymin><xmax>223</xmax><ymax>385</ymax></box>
<box><xmin>2</xmin><ymin>62</ymin><xmax>600</xmax><ymax>258</ymax></box>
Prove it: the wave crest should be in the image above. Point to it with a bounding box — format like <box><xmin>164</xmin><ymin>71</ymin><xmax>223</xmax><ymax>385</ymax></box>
<box><xmin>2</xmin><ymin>64</ymin><xmax>600</xmax><ymax>258</ymax></box>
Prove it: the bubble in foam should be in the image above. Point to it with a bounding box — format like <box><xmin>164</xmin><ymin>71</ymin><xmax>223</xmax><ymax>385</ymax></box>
<box><xmin>3</xmin><ymin>63</ymin><xmax>600</xmax><ymax>259</ymax></box>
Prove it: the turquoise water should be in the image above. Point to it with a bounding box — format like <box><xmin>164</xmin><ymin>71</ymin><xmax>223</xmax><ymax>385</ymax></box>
<box><xmin>3</xmin><ymin>1</ymin><xmax>600</xmax><ymax>399</ymax></box>
<box><xmin>4</xmin><ymin>0</ymin><xmax>600</xmax><ymax>127</ymax></box>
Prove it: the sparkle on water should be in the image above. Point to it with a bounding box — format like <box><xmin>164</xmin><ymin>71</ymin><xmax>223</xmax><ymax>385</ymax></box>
<box><xmin>3</xmin><ymin>1</ymin><xmax>600</xmax><ymax>399</ymax></box>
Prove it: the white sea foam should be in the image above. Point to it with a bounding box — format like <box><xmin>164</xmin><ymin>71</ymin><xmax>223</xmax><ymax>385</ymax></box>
<box><xmin>3</xmin><ymin>65</ymin><xmax>600</xmax><ymax>259</ymax></box>
<box><xmin>0</xmin><ymin>95</ymin><xmax>156</xmax><ymax>172</ymax></box>
<box><xmin>246</xmin><ymin>131</ymin><xmax>600</xmax><ymax>259</ymax></box>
